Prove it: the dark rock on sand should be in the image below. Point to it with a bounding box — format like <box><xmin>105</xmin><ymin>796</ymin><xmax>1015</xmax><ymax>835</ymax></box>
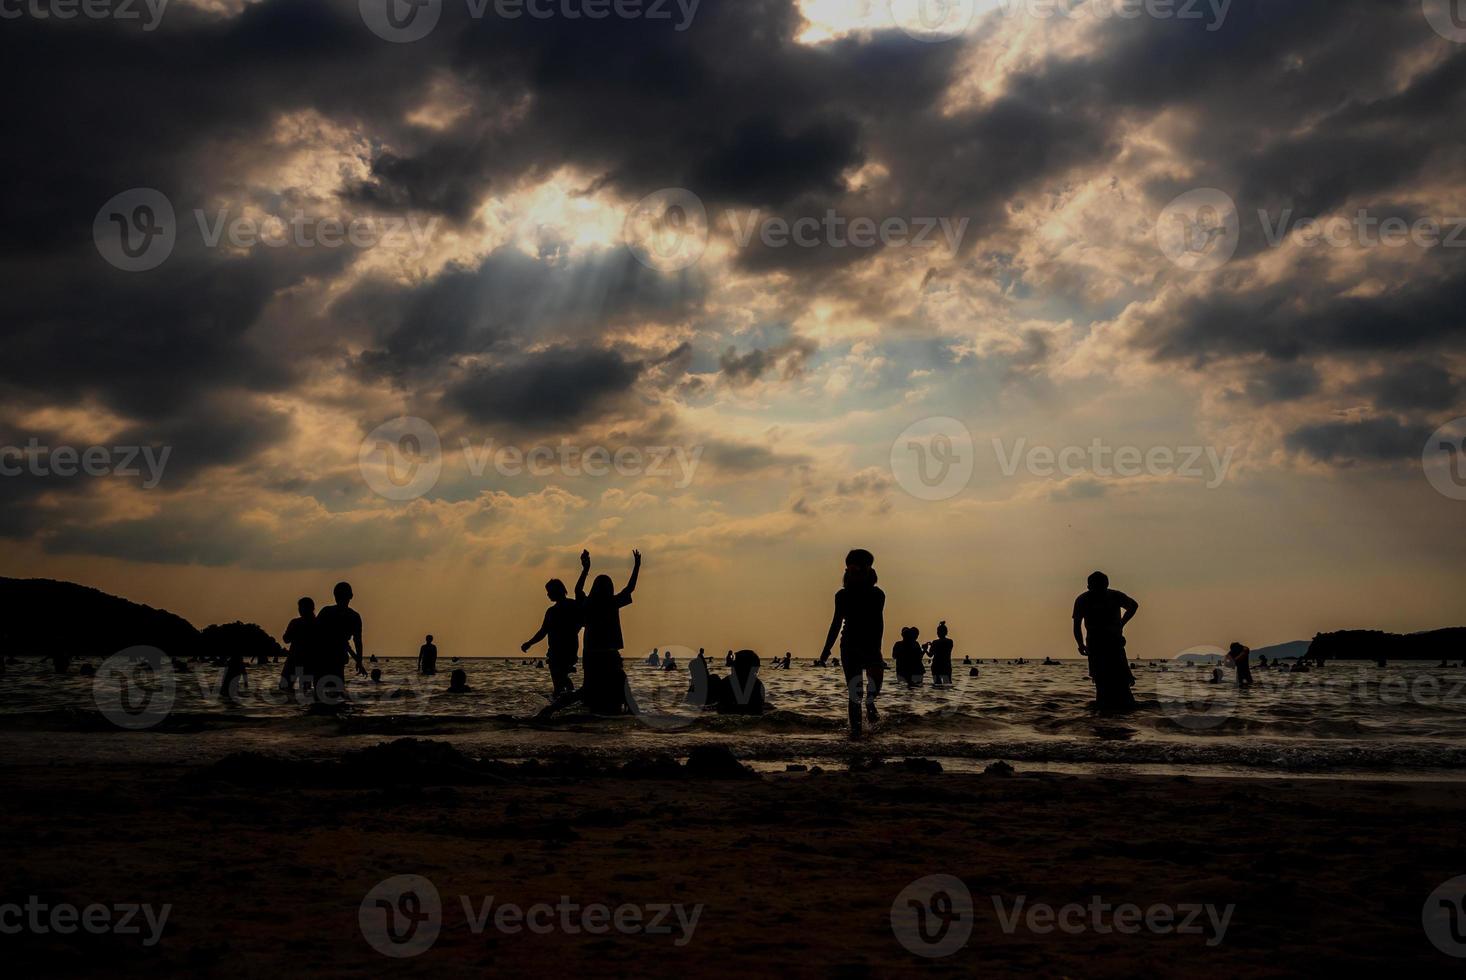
<box><xmin>685</xmin><ymin>745</ymin><xmax>757</xmax><ymax>779</ymax></box>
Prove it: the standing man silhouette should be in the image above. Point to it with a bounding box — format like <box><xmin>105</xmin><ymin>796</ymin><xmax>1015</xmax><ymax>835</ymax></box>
<box><xmin>1072</xmin><ymin>571</ymin><xmax>1138</xmax><ymax>711</ymax></box>
<box><xmin>521</xmin><ymin>557</ymin><xmax>589</xmax><ymax>698</ymax></box>
<box><xmin>418</xmin><ymin>635</ymin><xmax>438</xmax><ymax>676</ymax></box>
<box><xmin>314</xmin><ymin>581</ymin><xmax>365</xmax><ymax>708</ymax></box>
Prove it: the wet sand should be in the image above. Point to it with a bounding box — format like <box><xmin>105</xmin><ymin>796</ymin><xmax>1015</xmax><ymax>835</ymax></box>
<box><xmin>2</xmin><ymin>740</ymin><xmax>1462</xmax><ymax>977</ymax></box>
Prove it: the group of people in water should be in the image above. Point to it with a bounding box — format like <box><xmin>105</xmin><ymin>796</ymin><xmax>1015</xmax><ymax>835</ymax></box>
<box><xmin>247</xmin><ymin>548</ymin><xmax>1164</xmax><ymax>736</ymax></box>
<box><xmin>113</xmin><ymin>543</ymin><xmax>1301</xmax><ymax>735</ymax></box>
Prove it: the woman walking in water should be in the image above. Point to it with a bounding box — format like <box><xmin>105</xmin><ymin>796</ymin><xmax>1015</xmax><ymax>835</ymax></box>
<box><xmin>816</xmin><ymin>549</ymin><xmax>885</xmax><ymax>737</ymax></box>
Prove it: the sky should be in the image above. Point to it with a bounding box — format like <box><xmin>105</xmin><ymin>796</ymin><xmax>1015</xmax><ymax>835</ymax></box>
<box><xmin>1</xmin><ymin>0</ymin><xmax>1463</xmax><ymax>659</ymax></box>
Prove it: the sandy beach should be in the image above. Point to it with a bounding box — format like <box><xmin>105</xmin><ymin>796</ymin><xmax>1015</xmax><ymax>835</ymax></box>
<box><xmin>3</xmin><ymin>738</ymin><xmax>1463</xmax><ymax>977</ymax></box>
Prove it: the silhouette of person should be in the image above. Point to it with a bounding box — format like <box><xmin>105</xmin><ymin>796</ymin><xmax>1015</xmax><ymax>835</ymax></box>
<box><xmin>313</xmin><ymin>582</ymin><xmax>364</xmax><ymax>708</ymax></box>
<box><xmin>647</xmin><ymin>648</ymin><xmax>661</xmax><ymax>666</ymax></box>
<box><xmin>725</xmin><ymin>649</ymin><xmax>734</xmax><ymax>666</ymax></box>
<box><xmin>1072</xmin><ymin>571</ymin><xmax>1138</xmax><ymax>711</ymax></box>
<box><xmin>687</xmin><ymin>649</ymin><xmax>715</xmax><ymax>706</ymax></box>
<box><xmin>716</xmin><ymin>650</ymin><xmax>766</xmax><ymax>715</ymax></box>
<box><xmin>418</xmin><ymin>635</ymin><xmax>438</xmax><ymax>676</ymax></box>
<box><xmin>219</xmin><ymin>649</ymin><xmax>248</xmax><ymax>701</ymax></box>
<box><xmin>540</xmin><ymin>550</ymin><xmax>641</xmax><ymax>717</ymax></box>
<box><xmin>816</xmin><ymin>549</ymin><xmax>885</xmax><ymax>736</ymax></box>
<box><xmin>522</xmin><ymin>561</ymin><xmax>589</xmax><ymax>699</ymax></box>
<box><xmin>781</xmin><ymin>652</ymin><xmax>792</xmax><ymax>670</ymax></box>
<box><xmin>448</xmin><ymin>668</ymin><xmax>471</xmax><ymax>693</ymax></box>
<box><xmin>928</xmin><ymin>621</ymin><xmax>954</xmax><ymax>685</ymax></box>
<box><xmin>281</xmin><ymin>597</ymin><xmax>316</xmax><ymax>693</ymax></box>
<box><xmin>661</xmin><ymin>650</ymin><xmax>676</xmax><ymax>671</ymax></box>
<box><xmin>893</xmin><ymin>626</ymin><xmax>925</xmax><ymax>687</ymax></box>
<box><xmin>1227</xmin><ymin>642</ymin><xmax>1254</xmax><ymax>687</ymax></box>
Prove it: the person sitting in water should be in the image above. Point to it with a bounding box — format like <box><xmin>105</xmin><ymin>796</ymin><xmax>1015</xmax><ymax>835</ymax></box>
<box><xmin>716</xmin><ymin>650</ymin><xmax>766</xmax><ymax>715</ymax></box>
<box><xmin>647</xmin><ymin>648</ymin><xmax>661</xmax><ymax>666</ymax></box>
<box><xmin>1209</xmin><ymin>667</ymin><xmax>1225</xmax><ymax>684</ymax></box>
<box><xmin>968</xmin><ymin>666</ymin><xmax>980</xmax><ymax>677</ymax></box>
<box><xmin>447</xmin><ymin>668</ymin><xmax>471</xmax><ymax>693</ymax></box>
<box><xmin>892</xmin><ymin>626</ymin><xmax>925</xmax><ymax>687</ymax></box>
<box><xmin>781</xmin><ymin>652</ymin><xmax>792</xmax><ymax>670</ymax></box>
<box><xmin>661</xmin><ymin>650</ymin><xmax>676</xmax><ymax>671</ymax></box>
<box><xmin>370</xmin><ymin>668</ymin><xmax>383</xmax><ymax>684</ymax></box>
<box><xmin>1226</xmin><ymin>642</ymin><xmax>1254</xmax><ymax>687</ymax></box>
<box><xmin>928</xmin><ymin>622</ymin><xmax>954</xmax><ymax>685</ymax></box>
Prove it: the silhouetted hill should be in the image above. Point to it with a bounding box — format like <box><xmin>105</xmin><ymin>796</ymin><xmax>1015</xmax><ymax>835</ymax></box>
<box><xmin>1307</xmin><ymin>628</ymin><xmax>1466</xmax><ymax>662</ymax></box>
<box><xmin>1252</xmin><ymin>640</ymin><xmax>1311</xmax><ymax>661</ymax></box>
<box><xmin>0</xmin><ymin>577</ymin><xmax>202</xmax><ymax>660</ymax></box>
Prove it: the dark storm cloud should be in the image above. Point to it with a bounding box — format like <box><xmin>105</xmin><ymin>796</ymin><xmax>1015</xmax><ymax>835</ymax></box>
<box><xmin>1</xmin><ymin>0</ymin><xmax>1462</xmax><ymax>568</ymax></box>
<box><xmin>445</xmin><ymin>346</ymin><xmax>647</xmax><ymax>428</ymax></box>
<box><xmin>1285</xmin><ymin>417</ymin><xmax>1435</xmax><ymax>464</ymax></box>
<box><xmin>1226</xmin><ymin>363</ymin><xmax>1321</xmax><ymax>406</ymax></box>
<box><xmin>718</xmin><ymin>338</ymin><xmax>817</xmax><ymax>386</ymax></box>
<box><xmin>350</xmin><ymin>246</ymin><xmax>705</xmax><ymax>380</ymax></box>
<box><xmin>1141</xmin><ymin>261</ymin><xmax>1466</xmax><ymax>366</ymax></box>
<box><xmin>1352</xmin><ymin>361</ymin><xmax>1460</xmax><ymax>414</ymax></box>
<box><xmin>702</xmin><ymin>439</ymin><xmax>810</xmax><ymax>474</ymax></box>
